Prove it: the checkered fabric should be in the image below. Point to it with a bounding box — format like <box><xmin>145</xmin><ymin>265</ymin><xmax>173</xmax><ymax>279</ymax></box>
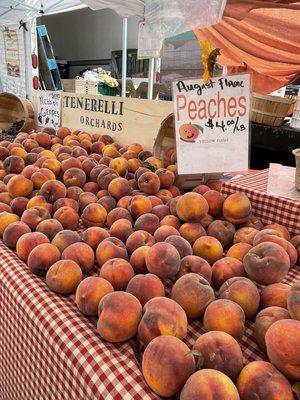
<box><xmin>1</xmin><ymin>169</ymin><xmax>300</xmax><ymax>400</ymax></box>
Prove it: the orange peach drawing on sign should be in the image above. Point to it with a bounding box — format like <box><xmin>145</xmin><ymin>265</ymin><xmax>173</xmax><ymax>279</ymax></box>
<box><xmin>179</xmin><ymin>123</ymin><xmax>203</xmax><ymax>143</ymax></box>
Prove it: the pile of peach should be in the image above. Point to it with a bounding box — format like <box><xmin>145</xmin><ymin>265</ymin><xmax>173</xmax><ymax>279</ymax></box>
<box><xmin>0</xmin><ymin>126</ymin><xmax>299</xmax><ymax>400</ymax></box>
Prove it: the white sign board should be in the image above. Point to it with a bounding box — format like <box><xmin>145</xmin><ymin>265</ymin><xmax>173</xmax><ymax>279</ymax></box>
<box><xmin>37</xmin><ymin>91</ymin><xmax>61</xmax><ymax>129</ymax></box>
<box><xmin>172</xmin><ymin>74</ymin><xmax>250</xmax><ymax>175</ymax></box>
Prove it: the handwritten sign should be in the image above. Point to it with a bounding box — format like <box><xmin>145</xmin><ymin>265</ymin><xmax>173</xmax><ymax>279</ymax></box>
<box><xmin>172</xmin><ymin>74</ymin><xmax>250</xmax><ymax>175</ymax></box>
<box><xmin>3</xmin><ymin>29</ymin><xmax>20</xmax><ymax>77</ymax></box>
<box><xmin>38</xmin><ymin>91</ymin><xmax>61</xmax><ymax>129</ymax></box>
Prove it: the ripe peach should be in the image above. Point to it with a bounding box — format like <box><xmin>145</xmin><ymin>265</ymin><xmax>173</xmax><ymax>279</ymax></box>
<box><xmin>145</xmin><ymin>156</ymin><xmax>163</xmax><ymax>170</ymax></box>
<box><xmin>116</xmin><ymin>195</ymin><xmax>131</xmax><ymax>208</ymax></box>
<box><xmin>193</xmin><ymin>184</ymin><xmax>210</xmax><ymax>195</ymax></box>
<box><xmin>261</xmin><ymin>283</ymin><xmax>291</xmax><ymax>309</ymax></box>
<box><xmin>53</xmin><ymin>198</ymin><xmax>79</xmax><ymax>214</ymax></box>
<box><xmin>219</xmin><ymin>277</ymin><xmax>260</xmax><ymax>318</ymax></box>
<box><xmin>180</xmin><ymin>369</ymin><xmax>240</xmax><ymax>400</ymax></box>
<box><xmin>134</xmin><ymin>213</ymin><xmax>160</xmax><ymax>235</ymax></box>
<box><xmin>0</xmin><ymin>203</ymin><xmax>11</xmax><ymax>213</ymax></box>
<box><xmin>126</xmin><ymin>274</ymin><xmax>165</xmax><ymax>306</ymax></box>
<box><xmin>10</xmin><ymin>197</ymin><xmax>29</xmax><ymax>216</ymax></box>
<box><xmin>223</xmin><ymin>193</ymin><xmax>252</xmax><ymax>224</ymax></box>
<box><xmin>193</xmin><ymin>236</ymin><xmax>223</xmax><ymax>265</ymax></box>
<box><xmin>137</xmin><ymin>171</ymin><xmax>160</xmax><ymax>195</ymax></box>
<box><xmin>97</xmin><ymin>167</ymin><xmax>119</xmax><ymax>190</ymax></box>
<box><xmin>36</xmin><ymin>132</ymin><xmax>51</xmax><ymax>148</ymax></box>
<box><xmin>61</xmin><ymin>242</ymin><xmax>95</xmax><ymax>273</ymax></box>
<box><xmin>240</xmin><ymin>215</ymin><xmax>264</xmax><ymax>230</ymax></box>
<box><xmin>290</xmin><ymin>235</ymin><xmax>300</xmax><ymax>263</ymax></box>
<box><xmin>146</xmin><ymin>242</ymin><xmax>180</xmax><ymax>279</ymax></box>
<box><xmin>63</xmin><ymin>167</ymin><xmax>86</xmax><ymax>188</ymax></box>
<box><xmin>207</xmin><ymin>220</ymin><xmax>235</xmax><ymax>249</ymax></box>
<box><xmin>138</xmin><ymin>297</ymin><xmax>187</xmax><ymax>346</ymax></box>
<box><xmin>193</xmin><ymin>331</ymin><xmax>243</xmax><ymax>380</ymax></box>
<box><xmin>212</xmin><ymin>257</ymin><xmax>245</xmax><ymax>289</ymax></box>
<box><xmin>178</xmin><ymin>255</ymin><xmax>212</xmax><ymax>283</ymax></box>
<box><xmin>51</xmin><ymin>230</ymin><xmax>81</xmax><ymax>253</ymax></box>
<box><xmin>26</xmin><ymin>195</ymin><xmax>52</xmax><ymax>213</ymax></box>
<box><xmin>200</xmin><ymin>213</ymin><xmax>216</xmax><ymax>227</ymax></box>
<box><xmin>153</xmin><ymin>225</ymin><xmax>180</xmax><ymax>242</ymax></box>
<box><xmin>127</xmin><ymin>195</ymin><xmax>152</xmax><ymax>219</ymax></box>
<box><xmin>0</xmin><ymin>212</ymin><xmax>20</xmax><ymax>237</ymax></box>
<box><xmin>106</xmin><ymin>207</ymin><xmax>132</xmax><ymax>227</ymax></box>
<box><xmin>97</xmin><ymin>291</ymin><xmax>142</xmax><ymax>342</ymax></box>
<box><xmin>7</xmin><ymin>175</ymin><xmax>33</xmax><ymax>198</ymax></box>
<box><xmin>107</xmin><ymin>177</ymin><xmax>132</xmax><ymax>199</ymax></box>
<box><xmin>266</xmin><ymin>319</ymin><xmax>300</xmax><ymax>380</ymax></box>
<box><xmin>142</xmin><ymin>336</ymin><xmax>195</xmax><ymax>398</ymax></box>
<box><xmin>96</xmin><ymin>237</ymin><xmax>128</xmax><ymax>267</ymax></box>
<box><xmin>21</xmin><ymin>206</ymin><xmax>50</xmax><ymax>230</ymax></box>
<box><xmin>203</xmin><ymin>190</ymin><xmax>225</xmax><ymax>215</ymax></box>
<box><xmin>155</xmin><ymin>168</ymin><xmax>175</xmax><ymax>189</ymax></box>
<box><xmin>109</xmin><ymin>157</ymin><xmax>129</xmax><ymax>176</ymax></box>
<box><xmin>3</xmin><ymin>221</ymin><xmax>31</xmax><ymax>249</ymax></box>
<box><xmin>168</xmin><ymin>196</ymin><xmax>180</xmax><ymax>216</ymax></box>
<box><xmin>243</xmin><ymin>242</ymin><xmax>290</xmax><ymax>285</ymax></box>
<box><xmin>265</xmin><ymin>223</ymin><xmax>290</xmax><ymax>241</ymax></box>
<box><xmin>165</xmin><ymin>235</ymin><xmax>193</xmax><ymax>258</ymax></box>
<box><xmin>75</xmin><ymin>277</ymin><xmax>114</xmax><ymax>316</ymax></box>
<box><xmin>41</xmin><ymin>158</ymin><xmax>61</xmax><ymax>177</ymax></box>
<box><xmin>129</xmin><ymin>246</ymin><xmax>150</xmax><ymax>274</ymax></box>
<box><xmin>46</xmin><ymin>259</ymin><xmax>82</xmax><ymax>294</ymax></box>
<box><xmin>66</xmin><ymin>186</ymin><xmax>83</xmax><ymax>201</ymax></box>
<box><xmin>21</xmin><ymin>165</ymin><xmax>38</xmax><ymax>178</ymax></box>
<box><xmin>78</xmin><ymin>192</ymin><xmax>98</xmax><ymax>212</ymax></box>
<box><xmin>0</xmin><ymin>192</ymin><xmax>12</xmax><ymax>204</ymax></box>
<box><xmin>27</xmin><ymin>243</ymin><xmax>61</xmax><ymax>276</ymax></box>
<box><xmin>82</xmin><ymin>226</ymin><xmax>109</xmax><ymax>250</ymax></box>
<box><xmin>203</xmin><ymin>299</ymin><xmax>245</xmax><ymax>341</ymax></box>
<box><xmin>156</xmin><ymin>189</ymin><xmax>173</xmax><ymax>204</ymax></box>
<box><xmin>82</xmin><ymin>203</ymin><xmax>107</xmax><ymax>228</ymax></box>
<box><xmin>234</xmin><ymin>227</ymin><xmax>258</xmax><ymax>245</ymax></box>
<box><xmin>3</xmin><ymin>155</ymin><xmax>24</xmax><ymax>174</ymax></box>
<box><xmin>31</xmin><ymin>168</ymin><xmax>56</xmax><ymax>189</ymax></box>
<box><xmin>36</xmin><ymin>219</ymin><xmax>63</xmax><ymax>241</ymax></box>
<box><xmin>151</xmin><ymin>204</ymin><xmax>170</xmax><ymax>220</ymax></box>
<box><xmin>81</xmin><ymin>159</ymin><xmax>97</xmax><ymax>177</ymax></box>
<box><xmin>179</xmin><ymin>222</ymin><xmax>207</xmax><ymax>245</ymax></box>
<box><xmin>159</xmin><ymin>215</ymin><xmax>181</xmax><ymax>230</ymax></box>
<box><xmin>97</xmin><ymin>195</ymin><xmax>116</xmax><ymax>213</ymax></box>
<box><xmin>16</xmin><ymin>232</ymin><xmax>49</xmax><ymax>261</ymax></box>
<box><xmin>39</xmin><ymin>180</ymin><xmax>66</xmax><ymax>203</ymax></box>
<box><xmin>61</xmin><ymin>157</ymin><xmax>81</xmax><ymax>172</ymax></box>
<box><xmin>176</xmin><ymin>192</ymin><xmax>208</xmax><ymax>222</ymax></box>
<box><xmin>126</xmin><ymin>230</ymin><xmax>155</xmax><ymax>254</ymax></box>
<box><xmin>109</xmin><ymin>218</ymin><xmax>134</xmax><ymax>243</ymax></box>
<box><xmin>287</xmin><ymin>280</ymin><xmax>300</xmax><ymax>320</ymax></box>
<box><xmin>226</xmin><ymin>242</ymin><xmax>252</xmax><ymax>262</ymax></box>
<box><xmin>99</xmin><ymin>258</ymin><xmax>134</xmax><ymax>290</ymax></box>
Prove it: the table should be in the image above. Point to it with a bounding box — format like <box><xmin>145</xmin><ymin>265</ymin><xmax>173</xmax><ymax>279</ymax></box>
<box><xmin>1</xmin><ymin>170</ymin><xmax>300</xmax><ymax>400</ymax></box>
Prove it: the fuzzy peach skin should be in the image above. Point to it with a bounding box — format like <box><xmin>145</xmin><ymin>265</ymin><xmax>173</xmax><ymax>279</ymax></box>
<box><xmin>82</xmin><ymin>203</ymin><xmax>107</xmax><ymax>228</ymax></box>
<box><xmin>260</xmin><ymin>283</ymin><xmax>291</xmax><ymax>309</ymax></box>
<box><xmin>97</xmin><ymin>291</ymin><xmax>142</xmax><ymax>343</ymax></box>
<box><xmin>223</xmin><ymin>192</ymin><xmax>252</xmax><ymax>224</ymax></box>
<box><xmin>203</xmin><ymin>299</ymin><xmax>245</xmax><ymax>341</ymax></box>
<box><xmin>153</xmin><ymin>225</ymin><xmax>180</xmax><ymax>242</ymax></box>
<box><xmin>165</xmin><ymin>235</ymin><xmax>193</xmax><ymax>259</ymax></box>
<box><xmin>110</xmin><ymin>218</ymin><xmax>134</xmax><ymax>243</ymax></box>
<box><xmin>51</xmin><ymin>230</ymin><xmax>81</xmax><ymax>253</ymax></box>
<box><xmin>203</xmin><ymin>190</ymin><xmax>225</xmax><ymax>216</ymax></box>
<box><xmin>46</xmin><ymin>260</ymin><xmax>83</xmax><ymax>294</ymax></box>
<box><xmin>99</xmin><ymin>258</ymin><xmax>134</xmax><ymax>290</ymax></box>
<box><xmin>176</xmin><ymin>192</ymin><xmax>209</xmax><ymax>222</ymax></box>
<box><xmin>236</xmin><ymin>361</ymin><xmax>294</xmax><ymax>400</ymax></box>
<box><xmin>134</xmin><ymin>213</ymin><xmax>159</xmax><ymax>235</ymax></box>
<box><xmin>193</xmin><ymin>331</ymin><xmax>243</xmax><ymax>380</ymax></box>
<box><xmin>142</xmin><ymin>336</ymin><xmax>195</xmax><ymax>398</ymax></box>
<box><xmin>177</xmin><ymin>255</ymin><xmax>212</xmax><ymax>283</ymax></box>
<box><xmin>75</xmin><ymin>277</ymin><xmax>114</xmax><ymax>316</ymax></box>
<box><xmin>96</xmin><ymin>237</ymin><xmax>128</xmax><ymax>267</ymax></box>
<box><xmin>21</xmin><ymin>206</ymin><xmax>50</xmax><ymax>231</ymax></box>
<box><xmin>126</xmin><ymin>230</ymin><xmax>155</xmax><ymax>254</ymax></box>
<box><xmin>2</xmin><ymin>221</ymin><xmax>31</xmax><ymax>249</ymax></box>
<box><xmin>7</xmin><ymin>175</ymin><xmax>33</xmax><ymax>198</ymax></box>
<box><xmin>128</xmin><ymin>195</ymin><xmax>152</xmax><ymax>218</ymax></box>
<box><xmin>233</xmin><ymin>227</ymin><xmax>259</xmax><ymax>245</ymax></box>
<box><xmin>180</xmin><ymin>369</ymin><xmax>240</xmax><ymax>400</ymax></box>
<box><xmin>265</xmin><ymin>223</ymin><xmax>290</xmax><ymax>241</ymax></box>
<box><xmin>61</xmin><ymin>242</ymin><xmax>95</xmax><ymax>273</ymax></box>
<box><xmin>290</xmin><ymin>235</ymin><xmax>300</xmax><ymax>263</ymax></box>
<box><xmin>193</xmin><ymin>236</ymin><xmax>223</xmax><ymax>265</ymax></box>
<box><xmin>287</xmin><ymin>280</ymin><xmax>300</xmax><ymax>320</ymax></box>
<box><xmin>254</xmin><ymin>306</ymin><xmax>290</xmax><ymax>352</ymax></box>
<box><xmin>211</xmin><ymin>257</ymin><xmax>245</xmax><ymax>290</ymax></box>
<box><xmin>266</xmin><ymin>319</ymin><xmax>300</xmax><ymax>380</ymax></box>
<box><xmin>160</xmin><ymin>215</ymin><xmax>181</xmax><ymax>230</ymax></box>
<box><xmin>0</xmin><ymin>211</ymin><xmax>20</xmax><ymax>237</ymax></box>
<box><xmin>137</xmin><ymin>171</ymin><xmax>160</xmax><ymax>195</ymax></box>
<box><xmin>129</xmin><ymin>246</ymin><xmax>150</xmax><ymax>274</ymax></box>
<box><xmin>146</xmin><ymin>242</ymin><xmax>181</xmax><ymax>279</ymax></box>
<box><xmin>226</xmin><ymin>243</ymin><xmax>252</xmax><ymax>262</ymax></box>
<box><xmin>16</xmin><ymin>232</ymin><xmax>50</xmax><ymax>261</ymax></box>
<box><xmin>171</xmin><ymin>273</ymin><xmax>215</xmax><ymax>318</ymax></box>
<box><xmin>82</xmin><ymin>227</ymin><xmax>109</xmax><ymax>251</ymax></box>
<box><xmin>53</xmin><ymin>206</ymin><xmax>79</xmax><ymax>231</ymax></box>
<box><xmin>207</xmin><ymin>220</ymin><xmax>236</xmax><ymax>249</ymax></box>
<box><xmin>107</xmin><ymin>207</ymin><xmax>133</xmax><ymax>227</ymax></box>
<box><xmin>218</xmin><ymin>277</ymin><xmax>260</xmax><ymax>318</ymax></box>
<box><xmin>126</xmin><ymin>273</ymin><xmax>165</xmax><ymax>306</ymax></box>
<box><xmin>243</xmin><ymin>242</ymin><xmax>290</xmax><ymax>285</ymax></box>
<box><xmin>138</xmin><ymin>297</ymin><xmax>187</xmax><ymax>346</ymax></box>
<box><xmin>27</xmin><ymin>243</ymin><xmax>61</xmax><ymax>276</ymax></box>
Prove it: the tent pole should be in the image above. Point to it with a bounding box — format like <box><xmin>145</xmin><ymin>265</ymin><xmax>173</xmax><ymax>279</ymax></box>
<box><xmin>147</xmin><ymin>58</ymin><xmax>155</xmax><ymax>99</ymax></box>
<box><xmin>121</xmin><ymin>17</ymin><xmax>128</xmax><ymax>98</ymax></box>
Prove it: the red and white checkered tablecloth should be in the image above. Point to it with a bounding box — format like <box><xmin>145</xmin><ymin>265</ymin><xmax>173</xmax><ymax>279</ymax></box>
<box><xmin>1</xmin><ymin>169</ymin><xmax>300</xmax><ymax>400</ymax></box>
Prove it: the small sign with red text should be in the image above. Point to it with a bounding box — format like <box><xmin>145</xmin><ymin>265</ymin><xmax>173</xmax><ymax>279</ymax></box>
<box><xmin>172</xmin><ymin>74</ymin><xmax>250</xmax><ymax>175</ymax></box>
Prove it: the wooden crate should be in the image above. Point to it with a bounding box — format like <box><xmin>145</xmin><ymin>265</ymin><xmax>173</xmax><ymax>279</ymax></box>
<box><xmin>251</xmin><ymin>93</ymin><xmax>293</xmax><ymax>126</ymax></box>
<box><xmin>153</xmin><ymin>114</ymin><xmax>221</xmax><ymax>190</ymax></box>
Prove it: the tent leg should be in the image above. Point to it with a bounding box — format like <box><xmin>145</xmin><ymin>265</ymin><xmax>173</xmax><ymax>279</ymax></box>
<box><xmin>147</xmin><ymin>58</ymin><xmax>155</xmax><ymax>99</ymax></box>
<box><xmin>121</xmin><ymin>18</ymin><xmax>128</xmax><ymax>98</ymax></box>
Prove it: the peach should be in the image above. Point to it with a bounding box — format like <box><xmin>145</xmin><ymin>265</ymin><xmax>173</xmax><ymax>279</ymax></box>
<box><xmin>219</xmin><ymin>277</ymin><xmax>260</xmax><ymax>318</ymax></box>
<box><xmin>145</xmin><ymin>156</ymin><xmax>163</xmax><ymax>170</ymax></box>
<box><xmin>192</xmin><ymin>184</ymin><xmax>210</xmax><ymax>195</ymax></box>
<box><xmin>0</xmin><ymin>203</ymin><xmax>11</xmax><ymax>213</ymax></box>
<box><xmin>130</xmin><ymin>246</ymin><xmax>151</xmax><ymax>274</ymax></box>
<box><xmin>156</xmin><ymin>189</ymin><xmax>173</xmax><ymax>204</ymax></box>
<box><xmin>46</xmin><ymin>260</ymin><xmax>82</xmax><ymax>294</ymax></box>
<box><xmin>153</xmin><ymin>225</ymin><xmax>180</xmax><ymax>242</ymax></box>
<box><xmin>142</xmin><ymin>336</ymin><xmax>195</xmax><ymax>398</ymax></box>
<box><xmin>51</xmin><ymin>230</ymin><xmax>81</xmax><ymax>253</ymax></box>
<box><xmin>127</xmin><ymin>158</ymin><xmax>141</xmax><ymax>173</ymax></box>
<box><xmin>234</xmin><ymin>227</ymin><xmax>258</xmax><ymax>245</ymax></box>
<box><xmin>10</xmin><ymin>197</ymin><xmax>29</xmax><ymax>216</ymax></box>
<box><xmin>137</xmin><ymin>171</ymin><xmax>160</xmax><ymax>195</ymax></box>
<box><xmin>126</xmin><ymin>230</ymin><xmax>155</xmax><ymax>254</ymax></box>
<box><xmin>138</xmin><ymin>297</ymin><xmax>187</xmax><ymax>346</ymax></box>
<box><xmin>82</xmin><ymin>227</ymin><xmax>110</xmax><ymax>250</ymax></box>
<box><xmin>97</xmin><ymin>195</ymin><xmax>116</xmax><ymax>213</ymax></box>
<box><xmin>109</xmin><ymin>157</ymin><xmax>129</xmax><ymax>176</ymax></box>
<box><xmin>16</xmin><ymin>232</ymin><xmax>49</xmax><ymax>261</ymax></box>
<box><xmin>0</xmin><ymin>192</ymin><xmax>12</xmax><ymax>204</ymax></box>
<box><xmin>116</xmin><ymin>195</ymin><xmax>131</xmax><ymax>209</ymax></box>
<box><xmin>97</xmin><ymin>291</ymin><xmax>142</xmax><ymax>342</ymax></box>
<box><xmin>7</xmin><ymin>175</ymin><xmax>33</xmax><ymax>198</ymax></box>
<box><xmin>96</xmin><ymin>237</ymin><xmax>128</xmax><ymax>267</ymax></box>
<box><xmin>212</xmin><ymin>257</ymin><xmax>245</xmax><ymax>289</ymax></box>
<box><xmin>61</xmin><ymin>242</ymin><xmax>95</xmax><ymax>273</ymax></box>
<box><xmin>21</xmin><ymin>206</ymin><xmax>50</xmax><ymax>230</ymax></box>
<box><xmin>39</xmin><ymin>180</ymin><xmax>66</xmax><ymax>203</ymax></box>
<box><xmin>53</xmin><ymin>198</ymin><xmax>79</xmax><ymax>213</ymax></box>
<box><xmin>99</xmin><ymin>258</ymin><xmax>134</xmax><ymax>290</ymax></box>
<box><xmin>243</xmin><ymin>242</ymin><xmax>290</xmax><ymax>285</ymax></box>
<box><xmin>90</xmin><ymin>165</ymin><xmax>106</xmax><ymax>182</ymax></box>
<box><xmin>290</xmin><ymin>235</ymin><xmax>300</xmax><ymax>262</ymax></box>
<box><xmin>180</xmin><ymin>369</ymin><xmax>240</xmax><ymax>400</ymax></box>
<box><xmin>287</xmin><ymin>280</ymin><xmax>300</xmax><ymax>320</ymax></box>
<box><xmin>168</xmin><ymin>185</ymin><xmax>181</xmax><ymax>197</ymax></box>
<box><xmin>223</xmin><ymin>192</ymin><xmax>252</xmax><ymax>224</ymax></box>
<box><xmin>168</xmin><ymin>196</ymin><xmax>180</xmax><ymax>216</ymax></box>
<box><xmin>106</xmin><ymin>207</ymin><xmax>132</xmax><ymax>227</ymax></box>
<box><xmin>31</xmin><ymin>168</ymin><xmax>56</xmax><ymax>189</ymax></box>
<box><xmin>176</xmin><ymin>192</ymin><xmax>208</xmax><ymax>222</ymax></box>
<box><xmin>107</xmin><ymin>177</ymin><xmax>132</xmax><ymax>199</ymax></box>
<box><xmin>193</xmin><ymin>331</ymin><xmax>243</xmax><ymax>380</ymax></box>
<box><xmin>36</xmin><ymin>218</ymin><xmax>63</xmax><ymax>241</ymax></box>
<box><xmin>159</xmin><ymin>215</ymin><xmax>181</xmax><ymax>230</ymax></box>
<box><xmin>203</xmin><ymin>190</ymin><xmax>225</xmax><ymax>216</ymax></box>
<box><xmin>134</xmin><ymin>213</ymin><xmax>160</xmax><ymax>235</ymax></box>
<box><xmin>71</xmin><ymin>146</ymin><xmax>88</xmax><ymax>158</ymax></box>
<box><xmin>146</xmin><ymin>242</ymin><xmax>180</xmax><ymax>279</ymax></box>
<box><xmin>41</xmin><ymin>158</ymin><xmax>61</xmax><ymax>177</ymax></box>
<box><xmin>102</xmin><ymin>144</ymin><xmax>120</xmax><ymax>158</ymax></box>
<box><xmin>75</xmin><ymin>277</ymin><xmax>114</xmax><ymax>316</ymax></box>
<box><xmin>134</xmin><ymin>167</ymin><xmax>148</xmax><ymax>180</ymax></box>
<box><xmin>66</xmin><ymin>186</ymin><xmax>83</xmax><ymax>201</ymax></box>
<box><xmin>3</xmin><ymin>155</ymin><xmax>24</xmax><ymax>174</ymax></box>
<box><xmin>203</xmin><ymin>299</ymin><xmax>245</xmax><ymax>341</ymax></box>
<box><xmin>97</xmin><ymin>167</ymin><xmax>119</xmax><ymax>190</ymax></box>
<box><xmin>266</xmin><ymin>319</ymin><xmax>300</xmax><ymax>380</ymax></box>
<box><xmin>171</xmin><ymin>273</ymin><xmax>215</xmax><ymax>318</ymax></box>
<box><xmin>179</xmin><ymin>222</ymin><xmax>207</xmax><ymax>245</ymax></box>
<box><xmin>128</xmin><ymin>195</ymin><xmax>152</xmax><ymax>218</ymax></box>
<box><xmin>82</xmin><ymin>203</ymin><xmax>107</xmax><ymax>228</ymax></box>
<box><xmin>151</xmin><ymin>204</ymin><xmax>170</xmax><ymax>221</ymax></box>
<box><xmin>199</xmin><ymin>213</ymin><xmax>214</xmax><ymax>229</ymax></box>
<box><xmin>63</xmin><ymin>167</ymin><xmax>86</xmax><ymax>188</ymax></box>
<box><xmin>261</xmin><ymin>283</ymin><xmax>291</xmax><ymax>309</ymax></box>
<box><xmin>155</xmin><ymin>168</ymin><xmax>175</xmax><ymax>189</ymax></box>
<box><xmin>207</xmin><ymin>220</ymin><xmax>235</xmax><ymax>249</ymax></box>
<box><xmin>178</xmin><ymin>255</ymin><xmax>212</xmax><ymax>283</ymax></box>
<box><xmin>193</xmin><ymin>236</ymin><xmax>223</xmax><ymax>265</ymax></box>
<box><xmin>126</xmin><ymin>273</ymin><xmax>165</xmax><ymax>306</ymax></box>
<box><xmin>0</xmin><ymin>147</ymin><xmax>9</xmax><ymax>160</ymax></box>
<box><xmin>0</xmin><ymin>212</ymin><xmax>20</xmax><ymax>237</ymax></box>
<box><xmin>165</xmin><ymin>235</ymin><xmax>193</xmax><ymax>258</ymax></box>
<box><xmin>26</xmin><ymin>195</ymin><xmax>52</xmax><ymax>214</ymax></box>
<box><xmin>61</xmin><ymin>157</ymin><xmax>81</xmax><ymax>172</ymax></box>
<box><xmin>240</xmin><ymin>215</ymin><xmax>264</xmax><ymax>230</ymax></box>
<box><xmin>265</xmin><ymin>223</ymin><xmax>290</xmax><ymax>241</ymax></box>
<box><xmin>254</xmin><ymin>306</ymin><xmax>290</xmax><ymax>352</ymax></box>
<box><xmin>3</xmin><ymin>221</ymin><xmax>31</xmax><ymax>249</ymax></box>
<box><xmin>21</xmin><ymin>165</ymin><xmax>38</xmax><ymax>178</ymax></box>
<box><xmin>128</xmin><ymin>143</ymin><xmax>143</xmax><ymax>154</ymax></box>
<box><xmin>27</xmin><ymin>243</ymin><xmax>61</xmax><ymax>276</ymax></box>
<box><xmin>36</xmin><ymin>132</ymin><xmax>51</xmax><ymax>148</ymax></box>
<box><xmin>226</xmin><ymin>242</ymin><xmax>252</xmax><ymax>262</ymax></box>
<box><xmin>138</xmin><ymin>150</ymin><xmax>152</xmax><ymax>161</ymax></box>
<box><xmin>109</xmin><ymin>219</ymin><xmax>134</xmax><ymax>243</ymax></box>
<box><xmin>81</xmin><ymin>159</ymin><xmax>97</xmax><ymax>177</ymax></box>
